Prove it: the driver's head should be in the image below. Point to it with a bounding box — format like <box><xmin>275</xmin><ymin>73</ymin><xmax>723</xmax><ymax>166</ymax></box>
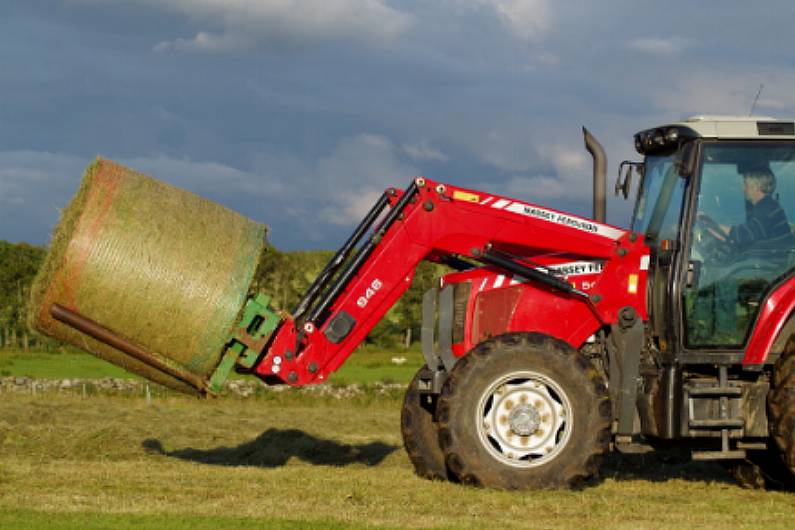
<box><xmin>742</xmin><ymin>168</ymin><xmax>776</xmax><ymax>202</ymax></box>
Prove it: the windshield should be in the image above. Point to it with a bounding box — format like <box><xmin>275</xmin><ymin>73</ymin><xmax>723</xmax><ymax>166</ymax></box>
<box><xmin>631</xmin><ymin>153</ymin><xmax>686</xmax><ymax>243</ymax></box>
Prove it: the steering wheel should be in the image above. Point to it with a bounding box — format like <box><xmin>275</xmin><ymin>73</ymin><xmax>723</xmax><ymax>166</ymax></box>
<box><xmin>693</xmin><ymin>213</ymin><xmax>732</xmax><ymax>261</ymax></box>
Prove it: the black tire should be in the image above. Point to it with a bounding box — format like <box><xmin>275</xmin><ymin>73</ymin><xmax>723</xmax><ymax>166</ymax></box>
<box><xmin>730</xmin><ymin>449</ymin><xmax>795</xmax><ymax>490</ymax></box>
<box><xmin>437</xmin><ymin>332</ymin><xmax>611</xmax><ymax>489</ymax></box>
<box><xmin>730</xmin><ymin>460</ymin><xmax>767</xmax><ymax>489</ymax></box>
<box><xmin>401</xmin><ymin>367</ymin><xmax>451</xmax><ymax>480</ymax></box>
<box><xmin>768</xmin><ymin>334</ymin><xmax>795</xmax><ymax>480</ymax></box>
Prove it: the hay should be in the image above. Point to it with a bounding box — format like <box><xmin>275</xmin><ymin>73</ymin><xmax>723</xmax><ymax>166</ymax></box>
<box><xmin>30</xmin><ymin>158</ymin><xmax>267</xmax><ymax>393</ymax></box>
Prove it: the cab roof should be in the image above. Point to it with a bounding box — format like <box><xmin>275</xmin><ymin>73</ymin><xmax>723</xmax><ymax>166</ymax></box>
<box><xmin>670</xmin><ymin>115</ymin><xmax>795</xmax><ymax>139</ymax></box>
<box><xmin>634</xmin><ymin>115</ymin><xmax>795</xmax><ymax>154</ymax></box>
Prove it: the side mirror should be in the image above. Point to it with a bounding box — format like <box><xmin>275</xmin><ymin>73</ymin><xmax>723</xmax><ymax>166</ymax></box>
<box><xmin>616</xmin><ymin>161</ymin><xmax>642</xmax><ymax>199</ymax></box>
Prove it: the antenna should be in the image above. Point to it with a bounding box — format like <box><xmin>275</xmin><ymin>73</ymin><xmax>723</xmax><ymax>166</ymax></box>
<box><xmin>749</xmin><ymin>83</ymin><xmax>764</xmax><ymax>116</ymax></box>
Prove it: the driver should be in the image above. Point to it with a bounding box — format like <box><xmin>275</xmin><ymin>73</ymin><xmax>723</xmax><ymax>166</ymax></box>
<box><xmin>707</xmin><ymin>168</ymin><xmax>794</xmax><ymax>253</ymax></box>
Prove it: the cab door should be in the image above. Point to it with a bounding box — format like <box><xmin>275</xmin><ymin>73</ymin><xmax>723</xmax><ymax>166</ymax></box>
<box><xmin>631</xmin><ymin>153</ymin><xmax>690</xmax><ymax>353</ymax></box>
<box><xmin>681</xmin><ymin>141</ymin><xmax>795</xmax><ymax>351</ymax></box>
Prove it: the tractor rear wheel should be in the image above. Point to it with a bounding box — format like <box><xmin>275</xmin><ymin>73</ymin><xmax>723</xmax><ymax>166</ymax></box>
<box><xmin>401</xmin><ymin>367</ymin><xmax>450</xmax><ymax>480</ymax></box>
<box><xmin>730</xmin><ymin>449</ymin><xmax>795</xmax><ymax>489</ymax></box>
<box><xmin>436</xmin><ymin>332</ymin><xmax>611</xmax><ymax>489</ymax></box>
<box><xmin>768</xmin><ymin>334</ymin><xmax>795</xmax><ymax>480</ymax></box>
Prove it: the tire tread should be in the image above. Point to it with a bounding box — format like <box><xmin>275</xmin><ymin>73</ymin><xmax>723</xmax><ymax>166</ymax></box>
<box><xmin>437</xmin><ymin>332</ymin><xmax>611</xmax><ymax>489</ymax></box>
<box><xmin>769</xmin><ymin>335</ymin><xmax>795</xmax><ymax>475</ymax></box>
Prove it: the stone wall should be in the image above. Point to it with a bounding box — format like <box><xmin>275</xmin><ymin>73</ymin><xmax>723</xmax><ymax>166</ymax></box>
<box><xmin>0</xmin><ymin>376</ymin><xmax>405</xmax><ymax>399</ymax></box>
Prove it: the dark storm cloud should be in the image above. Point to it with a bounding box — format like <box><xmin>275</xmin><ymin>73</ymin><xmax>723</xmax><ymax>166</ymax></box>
<box><xmin>3</xmin><ymin>1</ymin><xmax>795</xmax><ymax>249</ymax></box>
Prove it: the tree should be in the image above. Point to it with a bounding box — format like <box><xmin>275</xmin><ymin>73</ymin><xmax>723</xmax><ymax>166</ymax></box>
<box><xmin>0</xmin><ymin>241</ymin><xmax>46</xmax><ymax>350</ymax></box>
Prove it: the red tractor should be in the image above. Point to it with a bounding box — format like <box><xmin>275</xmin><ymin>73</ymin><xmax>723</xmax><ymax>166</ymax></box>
<box><xmin>50</xmin><ymin>116</ymin><xmax>795</xmax><ymax>489</ymax></box>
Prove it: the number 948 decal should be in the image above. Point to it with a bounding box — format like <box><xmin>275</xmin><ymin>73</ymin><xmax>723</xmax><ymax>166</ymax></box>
<box><xmin>357</xmin><ymin>278</ymin><xmax>383</xmax><ymax>308</ymax></box>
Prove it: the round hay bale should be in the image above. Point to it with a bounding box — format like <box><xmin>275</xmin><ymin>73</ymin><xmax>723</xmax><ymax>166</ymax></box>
<box><xmin>30</xmin><ymin>158</ymin><xmax>267</xmax><ymax>394</ymax></box>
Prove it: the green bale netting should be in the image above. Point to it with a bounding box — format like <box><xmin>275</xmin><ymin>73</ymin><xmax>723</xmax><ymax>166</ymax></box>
<box><xmin>30</xmin><ymin>158</ymin><xmax>267</xmax><ymax>394</ymax></box>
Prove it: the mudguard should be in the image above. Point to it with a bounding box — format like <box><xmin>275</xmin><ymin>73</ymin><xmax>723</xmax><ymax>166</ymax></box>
<box><xmin>743</xmin><ymin>274</ymin><xmax>795</xmax><ymax>366</ymax></box>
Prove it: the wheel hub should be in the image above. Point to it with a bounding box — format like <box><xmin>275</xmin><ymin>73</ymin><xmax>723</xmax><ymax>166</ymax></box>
<box><xmin>477</xmin><ymin>372</ymin><xmax>571</xmax><ymax>468</ymax></box>
<box><xmin>508</xmin><ymin>404</ymin><xmax>541</xmax><ymax>436</ymax></box>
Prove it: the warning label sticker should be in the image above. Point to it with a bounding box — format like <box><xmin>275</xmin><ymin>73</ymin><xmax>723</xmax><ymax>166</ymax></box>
<box><xmin>453</xmin><ymin>190</ymin><xmax>480</xmax><ymax>203</ymax></box>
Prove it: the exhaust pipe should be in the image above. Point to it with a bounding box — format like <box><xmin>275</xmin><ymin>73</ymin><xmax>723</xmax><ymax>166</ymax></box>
<box><xmin>583</xmin><ymin>127</ymin><xmax>607</xmax><ymax>223</ymax></box>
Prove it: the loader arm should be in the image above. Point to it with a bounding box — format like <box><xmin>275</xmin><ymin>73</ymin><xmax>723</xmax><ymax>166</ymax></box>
<box><xmin>244</xmin><ymin>177</ymin><xmax>648</xmax><ymax>387</ymax></box>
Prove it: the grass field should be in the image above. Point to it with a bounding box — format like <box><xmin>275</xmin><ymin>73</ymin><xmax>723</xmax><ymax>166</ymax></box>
<box><xmin>0</xmin><ymin>346</ymin><xmax>425</xmax><ymax>385</ymax></box>
<box><xmin>0</xmin><ymin>349</ymin><xmax>135</xmax><ymax>379</ymax></box>
<box><xmin>1</xmin><ymin>392</ymin><xmax>794</xmax><ymax>529</ymax></box>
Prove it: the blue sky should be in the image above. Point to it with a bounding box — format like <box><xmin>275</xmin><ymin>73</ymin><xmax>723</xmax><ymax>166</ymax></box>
<box><xmin>2</xmin><ymin>1</ymin><xmax>795</xmax><ymax>250</ymax></box>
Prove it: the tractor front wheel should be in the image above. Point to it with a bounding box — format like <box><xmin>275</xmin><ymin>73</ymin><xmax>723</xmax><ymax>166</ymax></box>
<box><xmin>436</xmin><ymin>332</ymin><xmax>611</xmax><ymax>489</ymax></box>
<box><xmin>401</xmin><ymin>367</ymin><xmax>450</xmax><ymax>480</ymax></box>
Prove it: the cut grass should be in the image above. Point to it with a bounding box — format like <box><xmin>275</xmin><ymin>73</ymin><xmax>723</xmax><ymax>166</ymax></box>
<box><xmin>1</xmin><ymin>393</ymin><xmax>794</xmax><ymax>529</ymax></box>
<box><xmin>0</xmin><ymin>345</ymin><xmax>426</xmax><ymax>385</ymax></box>
<box><xmin>0</xmin><ymin>508</ymin><xmax>393</xmax><ymax>530</ymax></box>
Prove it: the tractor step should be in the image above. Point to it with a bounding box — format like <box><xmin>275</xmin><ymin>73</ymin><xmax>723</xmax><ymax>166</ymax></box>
<box><xmin>686</xmin><ymin>386</ymin><xmax>742</xmax><ymax>397</ymax></box>
<box><xmin>688</xmin><ymin>418</ymin><xmax>745</xmax><ymax>429</ymax></box>
<box><xmin>692</xmin><ymin>449</ymin><xmax>747</xmax><ymax>461</ymax></box>
<box><xmin>686</xmin><ymin>366</ymin><xmax>749</xmax><ymax>462</ymax></box>
<box><xmin>736</xmin><ymin>441</ymin><xmax>768</xmax><ymax>450</ymax></box>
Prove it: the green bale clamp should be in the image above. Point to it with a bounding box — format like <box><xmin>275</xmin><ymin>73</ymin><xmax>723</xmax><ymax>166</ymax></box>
<box><xmin>208</xmin><ymin>293</ymin><xmax>281</xmax><ymax>394</ymax></box>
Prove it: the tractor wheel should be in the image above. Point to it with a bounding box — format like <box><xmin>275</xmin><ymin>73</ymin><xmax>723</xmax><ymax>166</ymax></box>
<box><xmin>730</xmin><ymin>449</ymin><xmax>795</xmax><ymax>490</ymax></box>
<box><xmin>768</xmin><ymin>334</ymin><xmax>795</xmax><ymax>480</ymax></box>
<box><xmin>401</xmin><ymin>367</ymin><xmax>450</xmax><ymax>480</ymax></box>
<box><xmin>436</xmin><ymin>332</ymin><xmax>611</xmax><ymax>489</ymax></box>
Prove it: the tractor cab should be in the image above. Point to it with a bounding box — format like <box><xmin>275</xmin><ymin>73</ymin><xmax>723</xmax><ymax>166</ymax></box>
<box><xmin>625</xmin><ymin>116</ymin><xmax>795</xmax><ymax>358</ymax></box>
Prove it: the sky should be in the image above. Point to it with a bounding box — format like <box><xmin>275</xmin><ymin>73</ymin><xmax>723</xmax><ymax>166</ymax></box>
<box><xmin>3</xmin><ymin>1</ymin><xmax>795</xmax><ymax>250</ymax></box>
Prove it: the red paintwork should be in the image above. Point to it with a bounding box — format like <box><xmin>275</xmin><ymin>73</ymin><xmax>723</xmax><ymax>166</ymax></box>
<box><xmin>441</xmin><ymin>263</ymin><xmax>609</xmax><ymax>357</ymax></box>
<box><xmin>254</xmin><ymin>178</ymin><xmax>649</xmax><ymax>386</ymax></box>
<box><xmin>743</xmin><ymin>275</ymin><xmax>795</xmax><ymax>365</ymax></box>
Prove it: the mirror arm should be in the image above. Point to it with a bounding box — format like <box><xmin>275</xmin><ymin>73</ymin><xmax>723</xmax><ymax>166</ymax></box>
<box><xmin>616</xmin><ymin>161</ymin><xmax>642</xmax><ymax>200</ymax></box>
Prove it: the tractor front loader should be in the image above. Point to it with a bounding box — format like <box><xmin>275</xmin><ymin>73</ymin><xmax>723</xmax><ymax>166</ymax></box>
<box><xmin>34</xmin><ymin>117</ymin><xmax>795</xmax><ymax>489</ymax></box>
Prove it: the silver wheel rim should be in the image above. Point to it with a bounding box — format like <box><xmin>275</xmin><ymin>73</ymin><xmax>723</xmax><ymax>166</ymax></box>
<box><xmin>476</xmin><ymin>370</ymin><xmax>573</xmax><ymax>468</ymax></box>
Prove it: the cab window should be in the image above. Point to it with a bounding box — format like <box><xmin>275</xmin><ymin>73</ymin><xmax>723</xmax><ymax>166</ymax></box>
<box><xmin>684</xmin><ymin>142</ymin><xmax>795</xmax><ymax>348</ymax></box>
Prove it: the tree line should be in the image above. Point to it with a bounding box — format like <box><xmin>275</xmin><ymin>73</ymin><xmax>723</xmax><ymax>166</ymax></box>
<box><xmin>1</xmin><ymin>240</ymin><xmax>445</xmax><ymax>351</ymax></box>
<box><xmin>0</xmin><ymin>241</ymin><xmax>45</xmax><ymax>350</ymax></box>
